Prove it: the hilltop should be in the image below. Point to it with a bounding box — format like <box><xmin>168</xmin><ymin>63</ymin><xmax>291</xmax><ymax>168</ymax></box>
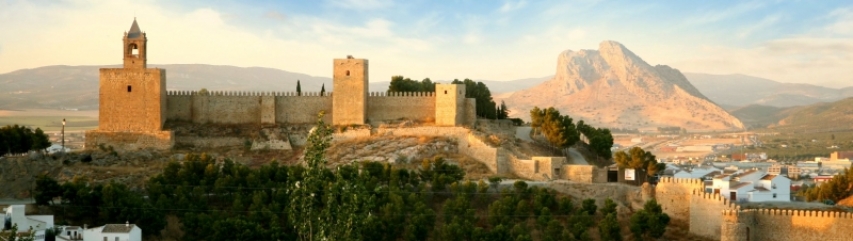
<box><xmin>504</xmin><ymin>41</ymin><xmax>744</xmax><ymax>130</ymax></box>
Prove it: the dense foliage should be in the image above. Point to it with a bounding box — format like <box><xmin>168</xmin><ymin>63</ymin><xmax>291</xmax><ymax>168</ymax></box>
<box><xmin>530</xmin><ymin>107</ymin><xmax>581</xmax><ymax>148</ymax></box>
<box><xmin>629</xmin><ymin>200</ymin><xmax>670</xmax><ymax>240</ymax></box>
<box><xmin>389</xmin><ymin>76</ymin><xmax>436</xmax><ymax>92</ymax></box>
<box><xmin>577</xmin><ymin>120</ymin><xmax>614</xmax><ymax>162</ymax></box>
<box><xmin>614</xmin><ymin>147</ymin><xmax>665</xmax><ymax>178</ymax></box>
<box><xmin>800</xmin><ymin>167</ymin><xmax>853</xmax><ymax>203</ymax></box>
<box><xmin>34</xmin><ymin>114</ymin><xmax>652</xmax><ymax>240</ymax></box>
<box><xmin>0</xmin><ymin>124</ymin><xmax>51</xmax><ymax>156</ymax></box>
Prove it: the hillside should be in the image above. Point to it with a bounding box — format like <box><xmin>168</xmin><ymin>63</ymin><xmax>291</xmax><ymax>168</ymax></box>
<box><xmin>685</xmin><ymin>73</ymin><xmax>853</xmax><ymax>108</ymax></box>
<box><xmin>770</xmin><ymin>97</ymin><xmax>853</xmax><ymax>131</ymax></box>
<box><xmin>504</xmin><ymin>41</ymin><xmax>744</xmax><ymax>130</ymax></box>
<box><xmin>729</xmin><ymin>104</ymin><xmax>792</xmax><ymax>129</ymax></box>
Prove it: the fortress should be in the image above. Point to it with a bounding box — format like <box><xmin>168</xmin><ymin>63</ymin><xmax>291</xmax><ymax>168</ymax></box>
<box><xmin>85</xmin><ymin>19</ymin><xmax>475</xmax><ymax>151</ymax></box>
<box><xmin>655</xmin><ymin>177</ymin><xmax>853</xmax><ymax>241</ymax></box>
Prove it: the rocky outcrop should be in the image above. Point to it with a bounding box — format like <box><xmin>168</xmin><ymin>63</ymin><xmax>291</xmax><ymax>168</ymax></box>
<box><xmin>506</xmin><ymin>41</ymin><xmax>744</xmax><ymax>130</ymax></box>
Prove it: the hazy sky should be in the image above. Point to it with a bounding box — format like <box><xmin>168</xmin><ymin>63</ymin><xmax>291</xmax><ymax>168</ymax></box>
<box><xmin>1</xmin><ymin>0</ymin><xmax>852</xmax><ymax>87</ymax></box>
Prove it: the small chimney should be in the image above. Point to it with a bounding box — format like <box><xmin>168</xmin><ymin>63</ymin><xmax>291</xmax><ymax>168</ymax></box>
<box><xmin>125</xmin><ymin>221</ymin><xmax>129</xmax><ymax>227</ymax></box>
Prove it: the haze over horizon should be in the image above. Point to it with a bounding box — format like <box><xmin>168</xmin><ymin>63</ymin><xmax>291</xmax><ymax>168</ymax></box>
<box><xmin>1</xmin><ymin>0</ymin><xmax>852</xmax><ymax>87</ymax></box>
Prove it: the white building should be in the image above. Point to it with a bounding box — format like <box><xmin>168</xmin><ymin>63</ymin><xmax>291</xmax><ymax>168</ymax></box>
<box><xmin>83</xmin><ymin>222</ymin><xmax>141</xmax><ymax>241</ymax></box>
<box><xmin>748</xmin><ymin>174</ymin><xmax>792</xmax><ymax>202</ymax></box>
<box><xmin>2</xmin><ymin>205</ymin><xmax>53</xmax><ymax>241</ymax></box>
<box><xmin>707</xmin><ymin>170</ymin><xmax>791</xmax><ymax>203</ymax></box>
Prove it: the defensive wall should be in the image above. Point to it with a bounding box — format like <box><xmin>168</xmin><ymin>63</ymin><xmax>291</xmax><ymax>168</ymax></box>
<box><xmin>722</xmin><ymin>209</ymin><xmax>853</xmax><ymax>241</ymax></box>
<box><xmin>656</xmin><ymin>177</ymin><xmax>853</xmax><ymax>241</ymax></box>
<box><xmin>164</xmin><ymin>91</ymin><xmax>452</xmax><ymax>126</ymax></box>
<box><xmin>560</xmin><ymin>165</ymin><xmax>607</xmax><ymax>183</ymax></box>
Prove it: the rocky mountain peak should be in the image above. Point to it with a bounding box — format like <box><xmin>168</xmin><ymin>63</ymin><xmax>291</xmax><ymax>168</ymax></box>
<box><xmin>506</xmin><ymin>41</ymin><xmax>744</xmax><ymax>130</ymax></box>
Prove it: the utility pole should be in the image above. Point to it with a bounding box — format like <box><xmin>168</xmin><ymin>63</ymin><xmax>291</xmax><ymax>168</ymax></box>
<box><xmin>62</xmin><ymin>118</ymin><xmax>66</xmax><ymax>155</ymax></box>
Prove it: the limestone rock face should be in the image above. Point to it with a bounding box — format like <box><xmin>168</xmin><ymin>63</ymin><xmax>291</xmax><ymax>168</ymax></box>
<box><xmin>506</xmin><ymin>41</ymin><xmax>744</xmax><ymax>130</ymax></box>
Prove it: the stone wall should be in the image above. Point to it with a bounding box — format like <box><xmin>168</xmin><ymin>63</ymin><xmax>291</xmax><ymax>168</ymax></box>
<box><xmin>464</xmin><ymin>98</ymin><xmax>476</xmax><ymax>126</ymax></box>
<box><xmin>655</xmin><ymin>177</ymin><xmax>704</xmax><ymax>224</ymax></box>
<box><xmin>689</xmin><ymin>190</ymin><xmax>740</xmax><ymax>240</ymax></box>
<box><xmin>561</xmin><ymin>165</ymin><xmax>607</xmax><ymax>183</ymax></box>
<box><xmin>175</xmin><ymin>136</ymin><xmax>246</xmax><ymax>148</ymax></box>
<box><xmin>276</xmin><ymin>95</ymin><xmax>332</xmax><ymax>124</ymax></box>
<box><xmin>165</xmin><ymin>92</ymin><xmax>333</xmax><ymax>125</ymax></box>
<box><xmin>367</xmin><ymin>93</ymin><xmax>435</xmax><ymax>123</ymax></box>
<box><xmin>722</xmin><ymin>209</ymin><xmax>853</xmax><ymax>241</ymax></box>
<box><xmin>509</xmin><ymin>156</ymin><xmax>566</xmax><ymax>181</ymax></box>
<box><xmin>85</xmin><ymin>130</ymin><xmax>173</xmax><ymax>151</ymax></box>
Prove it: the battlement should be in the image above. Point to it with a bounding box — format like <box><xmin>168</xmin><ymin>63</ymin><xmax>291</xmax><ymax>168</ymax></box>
<box><xmin>658</xmin><ymin>177</ymin><xmax>704</xmax><ymax>185</ymax></box>
<box><xmin>747</xmin><ymin>209</ymin><xmax>853</xmax><ymax>219</ymax></box>
<box><xmin>693</xmin><ymin>189</ymin><xmax>741</xmax><ymax>209</ymax></box>
<box><xmin>368</xmin><ymin>91</ymin><xmax>435</xmax><ymax>97</ymax></box>
<box><xmin>166</xmin><ymin>90</ymin><xmax>331</xmax><ymax>97</ymax></box>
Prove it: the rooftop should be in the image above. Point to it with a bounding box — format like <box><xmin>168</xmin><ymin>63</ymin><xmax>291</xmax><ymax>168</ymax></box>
<box><xmin>102</xmin><ymin>224</ymin><xmax>136</xmax><ymax>233</ymax></box>
<box><xmin>127</xmin><ymin>18</ymin><xmax>143</xmax><ymax>39</ymax></box>
<box><xmin>730</xmin><ymin>182</ymin><xmax>752</xmax><ymax>189</ymax></box>
<box><xmin>760</xmin><ymin>174</ymin><xmax>777</xmax><ymax>180</ymax></box>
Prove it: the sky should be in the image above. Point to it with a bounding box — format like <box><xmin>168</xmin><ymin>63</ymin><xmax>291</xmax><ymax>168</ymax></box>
<box><xmin>1</xmin><ymin>0</ymin><xmax>852</xmax><ymax>88</ymax></box>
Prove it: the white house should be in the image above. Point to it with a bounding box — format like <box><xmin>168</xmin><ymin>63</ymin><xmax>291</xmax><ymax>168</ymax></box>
<box><xmin>58</xmin><ymin>225</ymin><xmax>84</xmax><ymax>240</ymax></box>
<box><xmin>2</xmin><ymin>205</ymin><xmax>53</xmax><ymax>241</ymax></box>
<box><xmin>83</xmin><ymin>222</ymin><xmax>141</xmax><ymax>241</ymax></box>
<box><xmin>748</xmin><ymin>174</ymin><xmax>792</xmax><ymax>202</ymax></box>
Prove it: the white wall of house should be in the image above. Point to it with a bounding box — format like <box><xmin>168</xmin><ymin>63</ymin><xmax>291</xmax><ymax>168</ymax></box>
<box><xmin>83</xmin><ymin>225</ymin><xmax>141</xmax><ymax>241</ymax></box>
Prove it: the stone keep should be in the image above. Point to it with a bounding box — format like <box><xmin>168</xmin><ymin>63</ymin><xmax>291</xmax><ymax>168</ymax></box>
<box><xmin>86</xmin><ymin>19</ymin><xmax>173</xmax><ymax>151</ymax></box>
<box><xmin>98</xmin><ymin>19</ymin><xmax>166</xmax><ymax>131</ymax></box>
<box><xmin>333</xmin><ymin>57</ymin><xmax>368</xmax><ymax>125</ymax></box>
<box><xmin>435</xmin><ymin>84</ymin><xmax>466</xmax><ymax>126</ymax></box>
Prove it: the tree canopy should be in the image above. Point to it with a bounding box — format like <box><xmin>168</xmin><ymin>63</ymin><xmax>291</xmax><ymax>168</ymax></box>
<box><xmin>389</xmin><ymin>76</ymin><xmax>435</xmax><ymax>92</ymax></box>
<box><xmin>801</xmin><ymin>167</ymin><xmax>853</xmax><ymax>203</ymax></box>
<box><xmin>614</xmin><ymin>147</ymin><xmax>664</xmax><ymax>177</ymax></box>
<box><xmin>529</xmin><ymin>107</ymin><xmax>580</xmax><ymax>148</ymax></box>
<box><xmin>0</xmin><ymin>124</ymin><xmax>50</xmax><ymax>156</ymax></box>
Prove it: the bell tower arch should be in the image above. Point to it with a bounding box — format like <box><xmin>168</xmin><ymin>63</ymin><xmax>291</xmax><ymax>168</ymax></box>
<box><xmin>123</xmin><ymin>18</ymin><xmax>147</xmax><ymax>69</ymax></box>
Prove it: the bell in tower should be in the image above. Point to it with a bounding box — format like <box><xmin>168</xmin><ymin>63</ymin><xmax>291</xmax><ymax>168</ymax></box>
<box><xmin>123</xmin><ymin>18</ymin><xmax>147</xmax><ymax>69</ymax></box>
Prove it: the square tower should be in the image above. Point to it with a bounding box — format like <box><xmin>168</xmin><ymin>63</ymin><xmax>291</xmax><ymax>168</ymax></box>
<box><xmin>435</xmin><ymin>83</ymin><xmax>466</xmax><ymax>126</ymax></box>
<box><xmin>332</xmin><ymin>56</ymin><xmax>368</xmax><ymax>125</ymax></box>
<box><xmin>97</xmin><ymin>19</ymin><xmax>166</xmax><ymax>132</ymax></box>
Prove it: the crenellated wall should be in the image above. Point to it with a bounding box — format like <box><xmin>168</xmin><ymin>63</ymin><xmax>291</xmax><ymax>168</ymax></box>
<box><xmin>656</xmin><ymin>177</ymin><xmax>853</xmax><ymax>241</ymax></box>
<box><xmin>655</xmin><ymin>177</ymin><xmax>705</xmax><ymax>224</ymax></box>
<box><xmin>164</xmin><ymin>91</ymin><xmax>467</xmax><ymax>126</ymax></box>
<box><xmin>367</xmin><ymin>92</ymin><xmax>435</xmax><ymax>123</ymax></box>
<box><xmin>689</xmin><ymin>190</ymin><xmax>740</xmax><ymax>240</ymax></box>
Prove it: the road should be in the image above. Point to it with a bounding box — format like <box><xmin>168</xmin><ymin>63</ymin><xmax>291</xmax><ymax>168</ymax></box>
<box><xmin>517</xmin><ymin>126</ymin><xmax>589</xmax><ymax>165</ymax></box>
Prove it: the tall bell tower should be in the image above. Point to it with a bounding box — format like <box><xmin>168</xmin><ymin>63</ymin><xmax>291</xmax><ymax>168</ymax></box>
<box><xmin>123</xmin><ymin>18</ymin><xmax>147</xmax><ymax>69</ymax></box>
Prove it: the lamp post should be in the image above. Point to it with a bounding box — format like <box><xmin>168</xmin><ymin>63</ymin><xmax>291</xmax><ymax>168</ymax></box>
<box><xmin>61</xmin><ymin>118</ymin><xmax>66</xmax><ymax>155</ymax></box>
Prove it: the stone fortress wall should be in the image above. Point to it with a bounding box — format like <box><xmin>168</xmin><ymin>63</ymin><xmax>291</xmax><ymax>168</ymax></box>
<box><xmin>164</xmin><ymin>91</ymin><xmax>438</xmax><ymax>125</ymax></box>
<box><xmin>656</xmin><ymin>177</ymin><xmax>853</xmax><ymax>241</ymax></box>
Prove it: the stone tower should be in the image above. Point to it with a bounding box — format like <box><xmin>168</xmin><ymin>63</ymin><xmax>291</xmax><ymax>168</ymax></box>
<box><xmin>332</xmin><ymin>56</ymin><xmax>368</xmax><ymax>125</ymax></box>
<box><xmin>435</xmin><ymin>83</ymin><xmax>466</xmax><ymax>126</ymax></box>
<box><xmin>86</xmin><ymin>19</ymin><xmax>172</xmax><ymax>151</ymax></box>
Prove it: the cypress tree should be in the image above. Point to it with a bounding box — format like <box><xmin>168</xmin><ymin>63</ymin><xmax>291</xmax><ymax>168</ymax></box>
<box><xmin>320</xmin><ymin>83</ymin><xmax>326</xmax><ymax>96</ymax></box>
<box><xmin>296</xmin><ymin>80</ymin><xmax>302</xmax><ymax>96</ymax></box>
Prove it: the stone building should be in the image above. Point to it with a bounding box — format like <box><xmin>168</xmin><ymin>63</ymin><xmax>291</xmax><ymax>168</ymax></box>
<box><xmin>86</xmin><ymin>19</ymin><xmax>475</xmax><ymax>151</ymax></box>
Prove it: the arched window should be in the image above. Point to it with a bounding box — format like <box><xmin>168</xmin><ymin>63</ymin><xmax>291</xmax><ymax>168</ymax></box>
<box><xmin>127</xmin><ymin>85</ymin><xmax>132</xmax><ymax>93</ymax></box>
<box><xmin>128</xmin><ymin>44</ymin><xmax>139</xmax><ymax>57</ymax></box>
<box><xmin>444</xmin><ymin>90</ymin><xmax>447</xmax><ymax>94</ymax></box>
<box><xmin>346</xmin><ymin>70</ymin><xmax>350</xmax><ymax>76</ymax></box>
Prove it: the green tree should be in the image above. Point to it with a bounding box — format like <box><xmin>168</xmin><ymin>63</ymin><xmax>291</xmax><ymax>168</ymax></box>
<box><xmin>581</xmin><ymin>199</ymin><xmax>597</xmax><ymax>215</ymax></box>
<box><xmin>297</xmin><ymin>80</ymin><xmax>302</xmax><ymax>96</ymax></box>
<box><xmin>320</xmin><ymin>83</ymin><xmax>326</xmax><ymax>96</ymax></box>
<box><xmin>599</xmin><ymin>213</ymin><xmax>621</xmax><ymax>241</ymax></box>
<box><xmin>630</xmin><ymin>199</ymin><xmax>670</xmax><ymax>240</ymax></box>
<box><xmin>31</xmin><ymin>128</ymin><xmax>51</xmax><ymax>152</ymax></box>
<box><xmin>614</xmin><ymin>147</ymin><xmax>664</xmax><ymax>178</ymax></box>
<box><xmin>198</xmin><ymin>88</ymin><xmax>210</xmax><ymax>96</ymax></box>
<box><xmin>34</xmin><ymin>175</ymin><xmax>63</xmax><ymax>206</ymax></box>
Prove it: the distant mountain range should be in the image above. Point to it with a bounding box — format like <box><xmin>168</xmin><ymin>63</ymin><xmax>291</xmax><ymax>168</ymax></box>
<box><xmin>684</xmin><ymin>73</ymin><xmax>853</xmax><ymax>109</ymax></box>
